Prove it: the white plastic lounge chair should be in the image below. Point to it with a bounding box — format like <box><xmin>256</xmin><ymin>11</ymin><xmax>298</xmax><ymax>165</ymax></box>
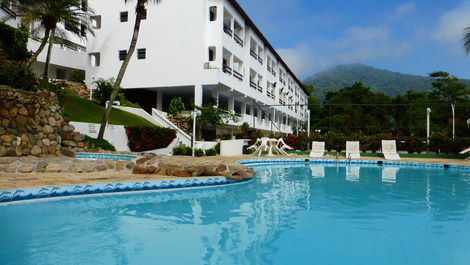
<box><xmin>346</xmin><ymin>166</ymin><xmax>360</xmax><ymax>182</ymax></box>
<box><xmin>309</xmin><ymin>141</ymin><xmax>325</xmax><ymax>158</ymax></box>
<box><xmin>382</xmin><ymin>167</ymin><xmax>399</xmax><ymax>183</ymax></box>
<box><xmin>256</xmin><ymin>137</ymin><xmax>270</xmax><ymax>156</ymax></box>
<box><xmin>382</xmin><ymin>140</ymin><xmax>400</xmax><ymax>160</ymax></box>
<box><xmin>310</xmin><ymin>165</ymin><xmax>325</xmax><ymax>178</ymax></box>
<box><xmin>248</xmin><ymin>138</ymin><xmax>261</xmax><ymax>152</ymax></box>
<box><xmin>277</xmin><ymin>138</ymin><xmax>293</xmax><ymax>156</ymax></box>
<box><xmin>346</xmin><ymin>141</ymin><xmax>361</xmax><ymax>159</ymax></box>
<box><xmin>460</xmin><ymin>147</ymin><xmax>470</xmax><ymax>161</ymax></box>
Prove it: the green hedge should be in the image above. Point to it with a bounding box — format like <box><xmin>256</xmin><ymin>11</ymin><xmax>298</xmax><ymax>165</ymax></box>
<box><xmin>85</xmin><ymin>136</ymin><xmax>116</xmax><ymax>151</ymax></box>
<box><xmin>284</xmin><ymin>132</ymin><xmax>469</xmax><ymax>154</ymax></box>
<box><xmin>126</xmin><ymin>126</ymin><xmax>176</xmax><ymax>152</ymax></box>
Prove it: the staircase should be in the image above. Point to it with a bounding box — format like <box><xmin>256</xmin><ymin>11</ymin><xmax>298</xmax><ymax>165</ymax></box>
<box><xmin>113</xmin><ymin>106</ymin><xmax>192</xmax><ymax>147</ymax></box>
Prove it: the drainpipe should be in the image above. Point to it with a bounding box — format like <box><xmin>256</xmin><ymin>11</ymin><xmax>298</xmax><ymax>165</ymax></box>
<box><xmin>426</xmin><ymin>108</ymin><xmax>431</xmax><ymax>145</ymax></box>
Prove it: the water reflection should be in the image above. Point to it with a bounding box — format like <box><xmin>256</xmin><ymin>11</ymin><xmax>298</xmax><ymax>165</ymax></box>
<box><xmin>0</xmin><ymin>164</ymin><xmax>469</xmax><ymax>265</ymax></box>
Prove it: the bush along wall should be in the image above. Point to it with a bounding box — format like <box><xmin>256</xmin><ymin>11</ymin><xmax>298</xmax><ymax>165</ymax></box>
<box><xmin>283</xmin><ymin>132</ymin><xmax>469</xmax><ymax>154</ymax></box>
<box><xmin>126</xmin><ymin>126</ymin><xmax>176</xmax><ymax>152</ymax></box>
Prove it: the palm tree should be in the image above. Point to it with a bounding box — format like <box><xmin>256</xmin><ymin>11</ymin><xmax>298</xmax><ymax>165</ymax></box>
<box><xmin>97</xmin><ymin>0</ymin><xmax>161</xmax><ymax>140</ymax></box>
<box><xmin>13</xmin><ymin>0</ymin><xmax>92</xmax><ymax>74</ymax></box>
<box><xmin>464</xmin><ymin>26</ymin><xmax>470</xmax><ymax>55</ymax></box>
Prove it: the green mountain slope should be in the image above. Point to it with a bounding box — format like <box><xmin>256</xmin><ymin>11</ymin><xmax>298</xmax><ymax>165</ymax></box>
<box><xmin>304</xmin><ymin>63</ymin><xmax>470</xmax><ymax>100</ymax></box>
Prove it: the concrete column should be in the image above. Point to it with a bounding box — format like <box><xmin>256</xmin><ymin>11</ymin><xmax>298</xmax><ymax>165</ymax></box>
<box><xmin>241</xmin><ymin>102</ymin><xmax>247</xmax><ymax>115</ymax></box>
<box><xmin>211</xmin><ymin>90</ymin><xmax>219</xmax><ymax>107</ymax></box>
<box><xmin>228</xmin><ymin>96</ymin><xmax>235</xmax><ymax>113</ymax></box>
<box><xmin>194</xmin><ymin>84</ymin><xmax>203</xmax><ymax>107</ymax></box>
<box><xmin>156</xmin><ymin>91</ymin><xmax>163</xmax><ymax>111</ymax></box>
<box><xmin>249</xmin><ymin>104</ymin><xmax>254</xmax><ymax>116</ymax></box>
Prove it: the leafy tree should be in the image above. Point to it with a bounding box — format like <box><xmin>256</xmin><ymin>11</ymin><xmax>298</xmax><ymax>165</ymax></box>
<box><xmin>429</xmin><ymin>71</ymin><xmax>469</xmax><ymax>137</ymax></box>
<box><xmin>301</xmin><ymin>83</ymin><xmax>314</xmax><ymax>95</ymax></box>
<box><xmin>98</xmin><ymin>0</ymin><xmax>162</xmax><ymax>140</ymax></box>
<box><xmin>13</xmin><ymin>0</ymin><xmax>93</xmax><ymax>79</ymax></box>
<box><xmin>195</xmin><ymin>104</ymin><xmax>238</xmax><ymax>140</ymax></box>
<box><xmin>168</xmin><ymin>97</ymin><xmax>185</xmax><ymax>117</ymax></box>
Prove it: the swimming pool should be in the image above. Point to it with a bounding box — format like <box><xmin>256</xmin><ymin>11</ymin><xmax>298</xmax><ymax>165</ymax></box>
<box><xmin>1</xmin><ymin>161</ymin><xmax>469</xmax><ymax>265</ymax></box>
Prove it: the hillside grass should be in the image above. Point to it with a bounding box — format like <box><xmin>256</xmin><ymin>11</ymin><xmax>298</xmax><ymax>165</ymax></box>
<box><xmin>63</xmin><ymin>91</ymin><xmax>155</xmax><ymax>127</ymax></box>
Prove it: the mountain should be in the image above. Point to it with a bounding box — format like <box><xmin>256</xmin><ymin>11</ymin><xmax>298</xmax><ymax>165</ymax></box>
<box><xmin>303</xmin><ymin>63</ymin><xmax>470</xmax><ymax>100</ymax></box>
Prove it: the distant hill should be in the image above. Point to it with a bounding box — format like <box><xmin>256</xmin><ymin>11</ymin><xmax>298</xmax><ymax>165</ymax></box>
<box><xmin>303</xmin><ymin>63</ymin><xmax>470</xmax><ymax>100</ymax></box>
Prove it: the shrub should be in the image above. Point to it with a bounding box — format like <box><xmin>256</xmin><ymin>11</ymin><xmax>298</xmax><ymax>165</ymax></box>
<box><xmin>214</xmin><ymin>142</ymin><xmax>220</xmax><ymax>154</ymax></box>
<box><xmin>93</xmin><ymin>78</ymin><xmax>140</xmax><ymax>107</ymax></box>
<box><xmin>194</xmin><ymin>148</ymin><xmax>204</xmax><ymax>157</ymax></box>
<box><xmin>205</xmin><ymin>148</ymin><xmax>217</xmax><ymax>156</ymax></box>
<box><xmin>168</xmin><ymin>97</ymin><xmax>185</xmax><ymax>117</ymax></box>
<box><xmin>0</xmin><ymin>22</ymin><xmax>30</xmax><ymax>61</ymax></box>
<box><xmin>0</xmin><ymin>59</ymin><xmax>38</xmax><ymax>91</ymax></box>
<box><xmin>324</xmin><ymin>131</ymin><xmax>345</xmax><ymax>152</ymax></box>
<box><xmin>68</xmin><ymin>69</ymin><xmax>85</xmax><ymax>83</ymax></box>
<box><xmin>85</xmin><ymin>136</ymin><xmax>116</xmax><ymax>151</ymax></box>
<box><xmin>126</xmin><ymin>126</ymin><xmax>176</xmax><ymax>152</ymax></box>
<box><xmin>40</xmin><ymin>79</ymin><xmax>67</xmax><ymax>104</ymax></box>
<box><xmin>172</xmin><ymin>146</ymin><xmax>192</xmax><ymax>156</ymax></box>
<box><xmin>403</xmin><ymin>135</ymin><xmax>425</xmax><ymax>154</ymax></box>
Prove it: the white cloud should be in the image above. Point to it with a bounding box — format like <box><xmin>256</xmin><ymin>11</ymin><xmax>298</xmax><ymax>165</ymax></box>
<box><xmin>434</xmin><ymin>1</ymin><xmax>470</xmax><ymax>43</ymax></box>
<box><xmin>390</xmin><ymin>2</ymin><xmax>416</xmax><ymax>20</ymax></box>
<box><xmin>277</xmin><ymin>26</ymin><xmax>412</xmax><ymax>78</ymax></box>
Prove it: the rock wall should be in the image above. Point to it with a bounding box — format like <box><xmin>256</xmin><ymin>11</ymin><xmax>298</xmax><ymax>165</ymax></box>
<box><xmin>0</xmin><ymin>86</ymin><xmax>87</xmax><ymax>156</ymax></box>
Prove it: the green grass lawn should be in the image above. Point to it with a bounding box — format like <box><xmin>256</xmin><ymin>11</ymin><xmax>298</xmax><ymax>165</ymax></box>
<box><xmin>63</xmin><ymin>92</ymin><xmax>156</xmax><ymax>127</ymax></box>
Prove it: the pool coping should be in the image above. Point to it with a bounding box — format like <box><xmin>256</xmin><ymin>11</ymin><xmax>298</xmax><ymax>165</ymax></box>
<box><xmin>238</xmin><ymin>158</ymin><xmax>470</xmax><ymax>171</ymax></box>
<box><xmin>0</xmin><ymin>176</ymin><xmax>251</xmax><ymax>204</ymax></box>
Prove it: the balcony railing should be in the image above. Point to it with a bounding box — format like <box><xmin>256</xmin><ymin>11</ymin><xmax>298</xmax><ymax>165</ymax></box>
<box><xmin>250</xmin><ymin>81</ymin><xmax>257</xmax><ymax>89</ymax></box>
<box><xmin>267</xmin><ymin>66</ymin><xmax>272</xmax><ymax>73</ymax></box>
<box><xmin>223</xmin><ymin>64</ymin><xmax>232</xmax><ymax>75</ymax></box>
<box><xmin>279</xmin><ymin>78</ymin><xmax>286</xmax><ymax>85</ymax></box>
<box><xmin>272</xmin><ymin>70</ymin><xmax>277</xmax><ymax>77</ymax></box>
<box><xmin>223</xmin><ymin>24</ymin><xmax>233</xmax><ymax>37</ymax></box>
<box><xmin>250</xmin><ymin>50</ymin><xmax>257</xmax><ymax>59</ymax></box>
<box><xmin>267</xmin><ymin>91</ymin><xmax>272</xmax><ymax>98</ymax></box>
<box><xmin>233</xmin><ymin>70</ymin><xmax>243</xmax><ymax>81</ymax></box>
<box><xmin>257</xmin><ymin>85</ymin><xmax>263</xmax><ymax>92</ymax></box>
<box><xmin>234</xmin><ymin>34</ymin><xmax>244</xmax><ymax>47</ymax></box>
<box><xmin>258</xmin><ymin>56</ymin><xmax>263</xmax><ymax>64</ymax></box>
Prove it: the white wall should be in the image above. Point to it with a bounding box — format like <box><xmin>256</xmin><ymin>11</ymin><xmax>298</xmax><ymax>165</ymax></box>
<box><xmin>70</xmin><ymin>122</ymin><xmax>130</xmax><ymax>152</ymax></box>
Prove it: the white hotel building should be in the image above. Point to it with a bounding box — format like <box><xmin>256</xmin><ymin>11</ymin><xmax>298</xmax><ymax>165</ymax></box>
<box><xmin>2</xmin><ymin>0</ymin><xmax>310</xmax><ymax>135</ymax></box>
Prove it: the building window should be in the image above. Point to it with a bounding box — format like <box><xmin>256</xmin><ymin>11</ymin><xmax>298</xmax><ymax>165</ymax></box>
<box><xmin>209</xmin><ymin>6</ymin><xmax>217</xmax><ymax>21</ymax></box>
<box><xmin>80</xmin><ymin>24</ymin><xmax>87</xmax><ymax>37</ymax></box>
<box><xmin>91</xmin><ymin>15</ymin><xmax>102</xmax><ymax>29</ymax></box>
<box><xmin>137</xmin><ymin>48</ymin><xmax>146</xmax><ymax>59</ymax></box>
<box><xmin>90</xmin><ymin>53</ymin><xmax>100</xmax><ymax>67</ymax></box>
<box><xmin>119</xmin><ymin>50</ymin><xmax>127</xmax><ymax>61</ymax></box>
<box><xmin>208</xmin><ymin>47</ymin><xmax>216</xmax><ymax>61</ymax></box>
<box><xmin>141</xmin><ymin>8</ymin><xmax>147</xmax><ymax>20</ymax></box>
<box><xmin>120</xmin><ymin>11</ymin><xmax>128</xmax><ymax>22</ymax></box>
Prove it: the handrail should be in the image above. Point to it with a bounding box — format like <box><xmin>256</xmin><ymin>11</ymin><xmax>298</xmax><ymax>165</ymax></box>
<box><xmin>223</xmin><ymin>24</ymin><xmax>233</xmax><ymax>36</ymax></box>
<box><xmin>233</xmin><ymin>70</ymin><xmax>243</xmax><ymax>81</ymax></box>
<box><xmin>234</xmin><ymin>34</ymin><xmax>244</xmax><ymax>46</ymax></box>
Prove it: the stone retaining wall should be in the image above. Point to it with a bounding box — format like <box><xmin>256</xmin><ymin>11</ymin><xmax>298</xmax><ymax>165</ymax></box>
<box><xmin>0</xmin><ymin>86</ymin><xmax>88</xmax><ymax>156</ymax></box>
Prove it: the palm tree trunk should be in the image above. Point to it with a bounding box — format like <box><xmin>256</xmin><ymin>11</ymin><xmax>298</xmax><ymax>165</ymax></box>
<box><xmin>97</xmin><ymin>1</ymin><xmax>145</xmax><ymax>140</ymax></box>
<box><xmin>42</xmin><ymin>28</ymin><xmax>55</xmax><ymax>80</ymax></box>
<box><xmin>27</xmin><ymin>28</ymin><xmax>50</xmax><ymax>65</ymax></box>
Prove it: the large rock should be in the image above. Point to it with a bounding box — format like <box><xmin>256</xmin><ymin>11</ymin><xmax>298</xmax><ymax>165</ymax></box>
<box><xmin>73</xmin><ymin>134</ymin><xmax>86</xmax><ymax>142</ymax></box>
<box><xmin>18</xmin><ymin>164</ymin><xmax>34</xmax><ymax>173</ymax></box>
<box><xmin>62</xmin><ymin>125</ymin><xmax>75</xmax><ymax>132</ymax></box>
<box><xmin>0</xmin><ymin>135</ymin><xmax>13</xmax><ymax>143</ymax></box>
<box><xmin>18</xmin><ymin>107</ymin><xmax>28</xmax><ymax>116</ymax></box>
<box><xmin>0</xmin><ymin>109</ymin><xmax>10</xmax><ymax>118</ymax></box>
<box><xmin>62</xmin><ymin>140</ymin><xmax>76</xmax><ymax>147</ymax></box>
<box><xmin>42</xmin><ymin>125</ymin><xmax>54</xmax><ymax>134</ymax></box>
<box><xmin>31</xmin><ymin>145</ymin><xmax>42</xmax><ymax>156</ymax></box>
<box><xmin>44</xmin><ymin>164</ymin><xmax>62</xmax><ymax>173</ymax></box>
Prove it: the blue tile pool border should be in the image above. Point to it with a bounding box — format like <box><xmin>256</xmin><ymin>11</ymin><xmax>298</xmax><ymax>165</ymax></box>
<box><xmin>0</xmin><ymin>177</ymin><xmax>250</xmax><ymax>204</ymax></box>
<box><xmin>237</xmin><ymin>158</ymin><xmax>470</xmax><ymax>171</ymax></box>
<box><xmin>73</xmin><ymin>152</ymin><xmax>137</xmax><ymax>161</ymax></box>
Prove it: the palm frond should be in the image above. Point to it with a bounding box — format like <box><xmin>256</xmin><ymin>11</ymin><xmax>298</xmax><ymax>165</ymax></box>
<box><xmin>464</xmin><ymin>26</ymin><xmax>470</xmax><ymax>55</ymax></box>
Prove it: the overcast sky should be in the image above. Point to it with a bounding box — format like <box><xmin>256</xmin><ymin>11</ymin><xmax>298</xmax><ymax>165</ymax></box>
<box><xmin>237</xmin><ymin>0</ymin><xmax>470</xmax><ymax>79</ymax></box>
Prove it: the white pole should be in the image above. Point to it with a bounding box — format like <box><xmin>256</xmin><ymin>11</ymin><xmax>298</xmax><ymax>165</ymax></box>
<box><xmin>192</xmin><ymin>110</ymin><xmax>197</xmax><ymax>157</ymax></box>
<box><xmin>307</xmin><ymin>110</ymin><xmax>311</xmax><ymax>137</ymax></box>
<box><xmin>451</xmin><ymin>103</ymin><xmax>455</xmax><ymax>139</ymax></box>
<box><xmin>426</xmin><ymin>108</ymin><xmax>431</xmax><ymax>145</ymax></box>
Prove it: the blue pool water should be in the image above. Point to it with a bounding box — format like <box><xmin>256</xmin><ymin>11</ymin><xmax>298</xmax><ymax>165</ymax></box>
<box><xmin>1</xmin><ymin>162</ymin><xmax>469</xmax><ymax>265</ymax></box>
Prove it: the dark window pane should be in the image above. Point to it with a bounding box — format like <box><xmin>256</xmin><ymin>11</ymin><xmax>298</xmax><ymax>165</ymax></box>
<box><xmin>137</xmin><ymin>48</ymin><xmax>146</xmax><ymax>59</ymax></box>
<box><xmin>119</xmin><ymin>50</ymin><xmax>127</xmax><ymax>61</ymax></box>
<box><xmin>120</xmin><ymin>11</ymin><xmax>128</xmax><ymax>22</ymax></box>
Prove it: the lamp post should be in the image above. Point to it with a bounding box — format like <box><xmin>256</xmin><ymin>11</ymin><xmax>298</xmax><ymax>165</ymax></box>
<box><xmin>426</xmin><ymin>108</ymin><xmax>431</xmax><ymax>145</ymax></box>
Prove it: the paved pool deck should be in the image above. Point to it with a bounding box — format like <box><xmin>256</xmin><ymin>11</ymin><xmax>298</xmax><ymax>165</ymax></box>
<box><xmin>0</xmin><ymin>155</ymin><xmax>468</xmax><ymax>190</ymax></box>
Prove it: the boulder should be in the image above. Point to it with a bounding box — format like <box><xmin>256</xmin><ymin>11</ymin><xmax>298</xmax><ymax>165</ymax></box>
<box><xmin>42</xmin><ymin>125</ymin><xmax>54</xmax><ymax>134</ymax></box>
<box><xmin>1</xmin><ymin>135</ymin><xmax>13</xmax><ymax>143</ymax></box>
<box><xmin>31</xmin><ymin>145</ymin><xmax>42</xmax><ymax>156</ymax></box>
<box><xmin>18</xmin><ymin>164</ymin><xmax>34</xmax><ymax>173</ymax></box>
<box><xmin>73</xmin><ymin>134</ymin><xmax>86</xmax><ymax>142</ymax></box>
<box><xmin>62</xmin><ymin>125</ymin><xmax>75</xmax><ymax>132</ymax></box>
<box><xmin>44</xmin><ymin>164</ymin><xmax>62</xmax><ymax>173</ymax></box>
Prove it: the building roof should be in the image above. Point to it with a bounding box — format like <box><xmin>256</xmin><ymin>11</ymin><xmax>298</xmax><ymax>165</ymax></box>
<box><xmin>227</xmin><ymin>0</ymin><xmax>307</xmax><ymax>95</ymax></box>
